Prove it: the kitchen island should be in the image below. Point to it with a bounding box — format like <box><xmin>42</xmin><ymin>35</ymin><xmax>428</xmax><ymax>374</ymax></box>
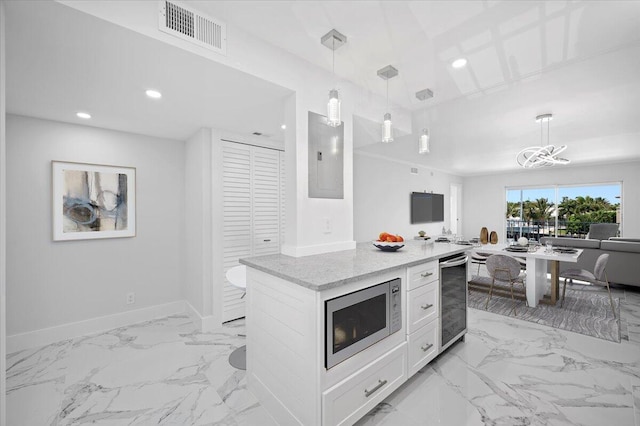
<box><xmin>240</xmin><ymin>240</ymin><xmax>469</xmax><ymax>426</ymax></box>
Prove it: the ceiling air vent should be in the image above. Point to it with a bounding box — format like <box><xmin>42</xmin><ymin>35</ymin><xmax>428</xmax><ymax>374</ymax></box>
<box><xmin>411</xmin><ymin>167</ymin><xmax>419</xmax><ymax>175</ymax></box>
<box><xmin>159</xmin><ymin>1</ymin><xmax>227</xmax><ymax>55</ymax></box>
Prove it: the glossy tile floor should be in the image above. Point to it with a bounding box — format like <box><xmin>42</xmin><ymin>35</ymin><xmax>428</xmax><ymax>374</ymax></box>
<box><xmin>6</xmin><ymin>286</ymin><xmax>640</xmax><ymax>425</ymax></box>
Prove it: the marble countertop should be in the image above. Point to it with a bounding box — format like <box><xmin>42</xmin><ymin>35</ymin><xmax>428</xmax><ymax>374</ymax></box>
<box><xmin>239</xmin><ymin>240</ymin><xmax>469</xmax><ymax>291</ymax></box>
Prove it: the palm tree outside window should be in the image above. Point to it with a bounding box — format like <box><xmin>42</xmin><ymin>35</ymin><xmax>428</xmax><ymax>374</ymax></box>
<box><xmin>506</xmin><ymin>183</ymin><xmax>621</xmax><ymax>241</ymax></box>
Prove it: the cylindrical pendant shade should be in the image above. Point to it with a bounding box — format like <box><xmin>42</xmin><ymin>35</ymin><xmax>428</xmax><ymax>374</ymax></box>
<box><xmin>382</xmin><ymin>112</ymin><xmax>393</xmax><ymax>143</ymax></box>
<box><xmin>419</xmin><ymin>128</ymin><xmax>430</xmax><ymax>154</ymax></box>
<box><xmin>327</xmin><ymin>89</ymin><xmax>341</xmax><ymax>127</ymax></box>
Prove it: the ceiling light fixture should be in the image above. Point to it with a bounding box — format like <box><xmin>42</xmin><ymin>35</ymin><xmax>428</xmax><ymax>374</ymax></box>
<box><xmin>145</xmin><ymin>89</ymin><xmax>162</xmax><ymax>99</ymax></box>
<box><xmin>378</xmin><ymin>65</ymin><xmax>398</xmax><ymax>143</ymax></box>
<box><xmin>516</xmin><ymin>113</ymin><xmax>570</xmax><ymax>168</ymax></box>
<box><xmin>280</xmin><ymin>124</ymin><xmax>286</xmax><ymax>130</ymax></box>
<box><xmin>416</xmin><ymin>88</ymin><xmax>433</xmax><ymax>154</ymax></box>
<box><xmin>321</xmin><ymin>29</ymin><xmax>346</xmax><ymax>127</ymax></box>
<box><xmin>76</xmin><ymin>112</ymin><xmax>91</xmax><ymax>119</ymax></box>
<box><xmin>451</xmin><ymin>58</ymin><xmax>467</xmax><ymax>69</ymax></box>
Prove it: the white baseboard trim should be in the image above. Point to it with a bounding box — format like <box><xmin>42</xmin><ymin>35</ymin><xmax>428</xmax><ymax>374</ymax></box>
<box><xmin>185</xmin><ymin>302</ymin><xmax>220</xmax><ymax>332</ymax></box>
<box><xmin>7</xmin><ymin>301</ymin><xmax>187</xmax><ymax>353</ymax></box>
<box><xmin>281</xmin><ymin>240</ymin><xmax>357</xmax><ymax>257</ymax></box>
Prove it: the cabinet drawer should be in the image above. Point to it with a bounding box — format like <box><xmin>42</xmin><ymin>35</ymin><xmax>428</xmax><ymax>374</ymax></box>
<box><xmin>407</xmin><ymin>319</ymin><xmax>439</xmax><ymax>377</ymax></box>
<box><xmin>322</xmin><ymin>342</ymin><xmax>407</xmax><ymax>426</ymax></box>
<box><xmin>407</xmin><ymin>260</ymin><xmax>438</xmax><ymax>291</ymax></box>
<box><xmin>407</xmin><ymin>282</ymin><xmax>438</xmax><ymax>334</ymax></box>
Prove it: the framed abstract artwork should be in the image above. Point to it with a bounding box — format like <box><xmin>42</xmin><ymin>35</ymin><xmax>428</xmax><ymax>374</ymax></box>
<box><xmin>52</xmin><ymin>161</ymin><xmax>136</xmax><ymax>241</ymax></box>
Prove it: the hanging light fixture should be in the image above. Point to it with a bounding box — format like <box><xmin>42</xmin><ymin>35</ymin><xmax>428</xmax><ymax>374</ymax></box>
<box><xmin>378</xmin><ymin>65</ymin><xmax>398</xmax><ymax>143</ymax></box>
<box><xmin>516</xmin><ymin>114</ymin><xmax>570</xmax><ymax>168</ymax></box>
<box><xmin>321</xmin><ymin>29</ymin><xmax>347</xmax><ymax>127</ymax></box>
<box><xmin>416</xmin><ymin>89</ymin><xmax>433</xmax><ymax>154</ymax></box>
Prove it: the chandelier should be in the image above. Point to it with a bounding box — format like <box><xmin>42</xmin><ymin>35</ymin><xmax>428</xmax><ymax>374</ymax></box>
<box><xmin>416</xmin><ymin>88</ymin><xmax>433</xmax><ymax>154</ymax></box>
<box><xmin>377</xmin><ymin>65</ymin><xmax>398</xmax><ymax>143</ymax></box>
<box><xmin>516</xmin><ymin>114</ymin><xmax>569</xmax><ymax>168</ymax></box>
<box><xmin>321</xmin><ymin>29</ymin><xmax>346</xmax><ymax>127</ymax></box>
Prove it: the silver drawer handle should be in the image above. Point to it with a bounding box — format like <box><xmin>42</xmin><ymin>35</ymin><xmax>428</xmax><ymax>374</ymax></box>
<box><xmin>421</xmin><ymin>343</ymin><xmax>433</xmax><ymax>352</ymax></box>
<box><xmin>364</xmin><ymin>379</ymin><xmax>387</xmax><ymax>398</ymax></box>
<box><xmin>421</xmin><ymin>303</ymin><xmax>433</xmax><ymax>310</ymax></box>
<box><xmin>421</xmin><ymin>272</ymin><xmax>433</xmax><ymax>278</ymax></box>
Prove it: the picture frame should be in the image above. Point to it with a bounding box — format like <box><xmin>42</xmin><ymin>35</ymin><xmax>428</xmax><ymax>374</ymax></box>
<box><xmin>52</xmin><ymin>161</ymin><xmax>136</xmax><ymax>241</ymax></box>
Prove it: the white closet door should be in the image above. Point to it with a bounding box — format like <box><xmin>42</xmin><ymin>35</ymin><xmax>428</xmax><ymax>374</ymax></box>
<box><xmin>222</xmin><ymin>141</ymin><xmax>283</xmax><ymax>322</ymax></box>
<box><xmin>252</xmin><ymin>148</ymin><xmax>281</xmax><ymax>256</ymax></box>
<box><xmin>279</xmin><ymin>152</ymin><xmax>286</xmax><ymax>247</ymax></box>
<box><xmin>222</xmin><ymin>142</ymin><xmax>252</xmax><ymax>322</ymax></box>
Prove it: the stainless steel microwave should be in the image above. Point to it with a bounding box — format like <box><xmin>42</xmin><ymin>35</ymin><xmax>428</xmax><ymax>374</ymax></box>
<box><xmin>325</xmin><ymin>278</ymin><xmax>402</xmax><ymax>369</ymax></box>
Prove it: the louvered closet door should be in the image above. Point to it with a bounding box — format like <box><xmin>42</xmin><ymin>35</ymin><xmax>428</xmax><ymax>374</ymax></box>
<box><xmin>279</xmin><ymin>152</ymin><xmax>286</xmax><ymax>246</ymax></box>
<box><xmin>222</xmin><ymin>142</ymin><xmax>283</xmax><ymax>322</ymax></box>
<box><xmin>222</xmin><ymin>143</ymin><xmax>252</xmax><ymax>322</ymax></box>
<box><xmin>252</xmin><ymin>148</ymin><xmax>281</xmax><ymax>256</ymax></box>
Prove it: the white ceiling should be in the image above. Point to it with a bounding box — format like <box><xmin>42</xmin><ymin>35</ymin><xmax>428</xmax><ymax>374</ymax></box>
<box><xmin>5</xmin><ymin>1</ymin><xmax>292</xmax><ymax>142</ymax></box>
<box><xmin>5</xmin><ymin>1</ymin><xmax>640</xmax><ymax>175</ymax></box>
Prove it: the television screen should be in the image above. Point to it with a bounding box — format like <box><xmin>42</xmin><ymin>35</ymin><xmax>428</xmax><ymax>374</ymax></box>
<box><xmin>411</xmin><ymin>192</ymin><xmax>444</xmax><ymax>223</ymax></box>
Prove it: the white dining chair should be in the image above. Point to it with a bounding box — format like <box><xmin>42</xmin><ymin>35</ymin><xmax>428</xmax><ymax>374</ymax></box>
<box><xmin>226</xmin><ymin>265</ymin><xmax>247</xmax><ymax>370</ymax></box>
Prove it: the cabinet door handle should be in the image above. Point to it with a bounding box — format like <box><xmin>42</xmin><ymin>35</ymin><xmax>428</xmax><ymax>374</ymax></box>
<box><xmin>263</xmin><ymin>239</ymin><xmax>271</xmax><ymax>242</ymax></box>
<box><xmin>421</xmin><ymin>303</ymin><xmax>433</xmax><ymax>310</ymax></box>
<box><xmin>421</xmin><ymin>343</ymin><xmax>434</xmax><ymax>352</ymax></box>
<box><xmin>364</xmin><ymin>379</ymin><xmax>387</xmax><ymax>398</ymax></box>
<box><xmin>420</xmin><ymin>271</ymin><xmax>433</xmax><ymax>278</ymax></box>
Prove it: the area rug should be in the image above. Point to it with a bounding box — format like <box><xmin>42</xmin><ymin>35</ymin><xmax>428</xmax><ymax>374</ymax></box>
<box><xmin>468</xmin><ymin>282</ymin><xmax>621</xmax><ymax>343</ymax></box>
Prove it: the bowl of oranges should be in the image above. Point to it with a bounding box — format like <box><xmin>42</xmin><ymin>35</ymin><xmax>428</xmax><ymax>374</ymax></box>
<box><xmin>373</xmin><ymin>232</ymin><xmax>405</xmax><ymax>251</ymax></box>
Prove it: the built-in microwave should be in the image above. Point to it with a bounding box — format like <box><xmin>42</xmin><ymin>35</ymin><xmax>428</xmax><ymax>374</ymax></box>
<box><xmin>325</xmin><ymin>278</ymin><xmax>402</xmax><ymax>369</ymax></box>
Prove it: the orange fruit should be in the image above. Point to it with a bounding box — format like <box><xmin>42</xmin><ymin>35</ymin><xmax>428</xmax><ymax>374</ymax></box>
<box><xmin>396</xmin><ymin>235</ymin><xmax>404</xmax><ymax>242</ymax></box>
<box><xmin>379</xmin><ymin>232</ymin><xmax>389</xmax><ymax>241</ymax></box>
<box><xmin>386</xmin><ymin>235</ymin><xmax>397</xmax><ymax>242</ymax></box>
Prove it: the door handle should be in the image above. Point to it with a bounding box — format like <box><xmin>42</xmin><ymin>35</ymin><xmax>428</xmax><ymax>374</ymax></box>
<box><xmin>364</xmin><ymin>379</ymin><xmax>387</xmax><ymax>398</ymax></box>
<box><xmin>421</xmin><ymin>271</ymin><xmax>433</xmax><ymax>278</ymax></box>
<box><xmin>263</xmin><ymin>239</ymin><xmax>271</xmax><ymax>242</ymax></box>
<box><xmin>421</xmin><ymin>303</ymin><xmax>433</xmax><ymax>310</ymax></box>
<box><xmin>421</xmin><ymin>343</ymin><xmax>433</xmax><ymax>352</ymax></box>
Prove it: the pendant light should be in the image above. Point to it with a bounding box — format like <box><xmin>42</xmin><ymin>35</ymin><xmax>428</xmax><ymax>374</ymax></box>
<box><xmin>377</xmin><ymin>65</ymin><xmax>398</xmax><ymax>143</ymax></box>
<box><xmin>516</xmin><ymin>114</ymin><xmax>570</xmax><ymax>168</ymax></box>
<box><xmin>321</xmin><ymin>29</ymin><xmax>347</xmax><ymax>127</ymax></box>
<box><xmin>416</xmin><ymin>89</ymin><xmax>433</xmax><ymax>154</ymax></box>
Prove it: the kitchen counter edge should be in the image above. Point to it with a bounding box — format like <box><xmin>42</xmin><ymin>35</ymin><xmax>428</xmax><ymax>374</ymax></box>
<box><xmin>239</xmin><ymin>241</ymin><xmax>469</xmax><ymax>291</ymax></box>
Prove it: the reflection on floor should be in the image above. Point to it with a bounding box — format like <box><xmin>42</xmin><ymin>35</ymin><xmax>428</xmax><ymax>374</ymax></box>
<box><xmin>7</xmin><ymin>286</ymin><xmax>640</xmax><ymax>426</ymax></box>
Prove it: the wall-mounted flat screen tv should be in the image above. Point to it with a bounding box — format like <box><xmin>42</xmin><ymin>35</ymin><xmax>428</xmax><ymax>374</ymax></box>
<box><xmin>411</xmin><ymin>192</ymin><xmax>444</xmax><ymax>224</ymax></box>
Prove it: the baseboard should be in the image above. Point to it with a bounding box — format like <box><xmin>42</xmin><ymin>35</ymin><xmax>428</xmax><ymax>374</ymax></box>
<box><xmin>185</xmin><ymin>302</ymin><xmax>220</xmax><ymax>332</ymax></box>
<box><xmin>7</xmin><ymin>301</ymin><xmax>186</xmax><ymax>353</ymax></box>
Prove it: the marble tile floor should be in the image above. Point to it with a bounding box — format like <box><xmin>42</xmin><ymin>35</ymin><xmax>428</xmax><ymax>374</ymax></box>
<box><xmin>6</xmin><ymin>286</ymin><xmax>640</xmax><ymax>426</ymax></box>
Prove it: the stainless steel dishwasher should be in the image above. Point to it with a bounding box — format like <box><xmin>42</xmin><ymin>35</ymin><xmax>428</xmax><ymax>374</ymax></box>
<box><xmin>439</xmin><ymin>253</ymin><xmax>469</xmax><ymax>351</ymax></box>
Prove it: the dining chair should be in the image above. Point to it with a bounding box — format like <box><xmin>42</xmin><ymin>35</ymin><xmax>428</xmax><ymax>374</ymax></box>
<box><xmin>471</xmin><ymin>251</ymin><xmax>491</xmax><ymax>276</ymax></box>
<box><xmin>485</xmin><ymin>254</ymin><xmax>526</xmax><ymax>316</ymax></box>
<box><xmin>558</xmin><ymin>253</ymin><xmax>616</xmax><ymax>319</ymax></box>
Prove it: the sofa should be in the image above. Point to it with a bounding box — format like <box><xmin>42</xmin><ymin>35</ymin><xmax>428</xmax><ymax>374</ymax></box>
<box><xmin>540</xmin><ymin>236</ymin><xmax>640</xmax><ymax>287</ymax></box>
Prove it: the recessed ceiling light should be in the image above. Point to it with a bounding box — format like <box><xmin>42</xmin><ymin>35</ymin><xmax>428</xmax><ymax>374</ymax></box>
<box><xmin>451</xmin><ymin>58</ymin><xmax>467</xmax><ymax>69</ymax></box>
<box><xmin>76</xmin><ymin>112</ymin><xmax>91</xmax><ymax>119</ymax></box>
<box><xmin>281</xmin><ymin>124</ymin><xmax>287</xmax><ymax>130</ymax></box>
<box><xmin>145</xmin><ymin>89</ymin><xmax>162</xmax><ymax>99</ymax></box>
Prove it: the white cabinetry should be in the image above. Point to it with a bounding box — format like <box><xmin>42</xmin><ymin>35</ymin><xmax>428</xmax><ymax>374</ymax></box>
<box><xmin>406</xmin><ymin>260</ymin><xmax>440</xmax><ymax>377</ymax></box>
<box><xmin>322</xmin><ymin>342</ymin><xmax>407</xmax><ymax>426</ymax></box>
<box><xmin>222</xmin><ymin>141</ymin><xmax>284</xmax><ymax>322</ymax></box>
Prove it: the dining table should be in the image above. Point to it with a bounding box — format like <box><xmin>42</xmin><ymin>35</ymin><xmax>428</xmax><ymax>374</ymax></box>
<box><xmin>470</xmin><ymin>243</ymin><xmax>583</xmax><ymax>308</ymax></box>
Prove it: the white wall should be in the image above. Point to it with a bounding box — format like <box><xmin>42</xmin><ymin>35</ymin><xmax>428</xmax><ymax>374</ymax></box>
<box><xmin>6</xmin><ymin>115</ymin><xmax>185</xmax><ymax>340</ymax></box>
<box><xmin>59</xmin><ymin>1</ymin><xmax>412</xmax><ymax>258</ymax></box>
<box><xmin>462</xmin><ymin>161</ymin><xmax>640</xmax><ymax>243</ymax></box>
<box><xmin>184</xmin><ymin>128</ymin><xmax>214</xmax><ymax>326</ymax></box>
<box><xmin>354</xmin><ymin>152</ymin><xmax>464</xmax><ymax>242</ymax></box>
<box><xmin>1</xmin><ymin>1</ymin><xmax>7</xmax><ymax>423</ymax></box>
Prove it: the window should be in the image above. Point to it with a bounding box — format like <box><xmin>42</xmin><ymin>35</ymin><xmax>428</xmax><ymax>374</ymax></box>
<box><xmin>506</xmin><ymin>183</ymin><xmax>621</xmax><ymax>241</ymax></box>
